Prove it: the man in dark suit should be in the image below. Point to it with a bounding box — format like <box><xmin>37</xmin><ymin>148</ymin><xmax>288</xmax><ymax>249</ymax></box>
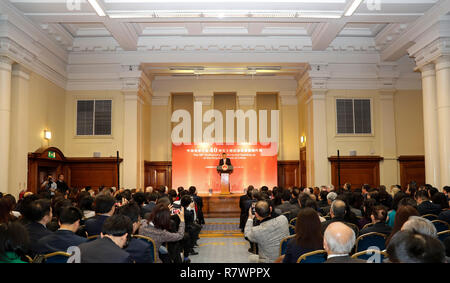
<box><xmin>23</xmin><ymin>199</ymin><xmax>53</xmax><ymax>254</ymax></box>
<box><xmin>219</xmin><ymin>152</ymin><xmax>231</xmax><ymax>166</ymax></box>
<box><xmin>416</xmin><ymin>190</ymin><xmax>441</xmax><ymax>216</ymax></box>
<box><xmin>117</xmin><ymin>202</ymin><xmax>153</xmax><ymax>263</ymax></box>
<box><xmin>78</xmin><ymin>215</ymin><xmax>133</xmax><ymax>263</ymax></box>
<box><xmin>321</xmin><ymin>199</ymin><xmax>359</xmax><ymax>236</ymax></box>
<box><xmin>85</xmin><ymin>194</ymin><xmax>116</xmax><ymax>236</ymax></box>
<box><xmin>324</xmin><ymin>222</ymin><xmax>365</xmax><ymax>263</ymax></box>
<box><xmin>274</xmin><ymin>189</ymin><xmax>294</xmax><ymax>215</ymax></box>
<box><xmin>56</xmin><ymin>174</ymin><xmax>69</xmax><ymax>195</ymax></box>
<box><xmin>360</xmin><ymin>205</ymin><xmax>392</xmax><ymax>236</ymax></box>
<box><xmin>189</xmin><ymin>186</ymin><xmax>204</xmax><ymax>225</ymax></box>
<box><xmin>36</xmin><ymin>206</ymin><xmax>87</xmax><ymax>254</ymax></box>
<box><xmin>240</xmin><ymin>186</ymin><xmax>254</xmax><ymax>232</ymax></box>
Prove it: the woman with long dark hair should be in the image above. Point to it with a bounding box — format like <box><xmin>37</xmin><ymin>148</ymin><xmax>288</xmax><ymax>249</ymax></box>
<box><xmin>283</xmin><ymin>208</ymin><xmax>323</xmax><ymax>263</ymax></box>
<box><xmin>138</xmin><ymin>203</ymin><xmax>185</xmax><ymax>263</ymax></box>
<box><xmin>385</xmin><ymin>205</ymin><xmax>420</xmax><ymax>246</ymax></box>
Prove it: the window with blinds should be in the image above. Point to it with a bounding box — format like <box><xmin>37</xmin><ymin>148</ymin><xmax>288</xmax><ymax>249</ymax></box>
<box><xmin>76</xmin><ymin>100</ymin><xmax>112</xmax><ymax>136</ymax></box>
<box><xmin>336</xmin><ymin>98</ymin><xmax>371</xmax><ymax>134</ymax></box>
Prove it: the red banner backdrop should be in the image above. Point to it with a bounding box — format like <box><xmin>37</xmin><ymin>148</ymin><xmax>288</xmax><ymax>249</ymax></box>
<box><xmin>172</xmin><ymin>143</ymin><xmax>277</xmax><ymax>194</ymax></box>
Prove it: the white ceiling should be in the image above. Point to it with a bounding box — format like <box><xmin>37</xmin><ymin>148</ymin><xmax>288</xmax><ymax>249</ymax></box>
<box><xmin>4</xmin><ymin>0</ymin><xmax>440</xmax><ymax>54</ymax></box>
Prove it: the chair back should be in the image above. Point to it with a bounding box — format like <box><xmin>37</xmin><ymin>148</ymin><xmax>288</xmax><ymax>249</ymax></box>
<box><xmin>431</xmin><ymin>220</ymin><xmax>450</xmax><ymax>233</ymax></box>
<box><xmin>289</xmin><ymin>225</ymin><xmax>295</xmax><ymax>235</ymax></box>
<box><xmin>132</xmin><ymin>235</ymin><xmax>157</xmax><ymax>263</ymax></box>
<box><xmin>289</xmin><ymin>218</ymin><xmax>296</xmax><ymax>226</ymax></box>
<box><xmin>437</xmin><ymin>230</ymin><xmax>450</xmax><ymax>242</ymax></box>
<box><xmin>351</xmin><ymin>249</ymin><xmax>388</xmax><ymax>263</ymax></box>
<box><xmin>87</xmin><ymin>235</ymin><xmax>99</xmax><ymax>241</ymax></box>
<box><xmin>421</xmin><ymin>214</ymin><xmax>438</xmax><ymax>221</ymax></box>
<box><xmin>43</xmin><ymin>251</ymin><xmax>71</xmax><ymax>263</ymax></box>
<box><xmin>296</xmin><ymin>250</ymin><xmax>327</xmax><ymax>263</ymax></box>
<box><xmin>355</xmin><ymin>232</ymin><xmax>387</xmax><ymax>257</ymax></box>
<box><xmin>279</xmin><ymin>234</ymin><xmax>296</xmax><ymax>256</ymax></box>
<box><xmin>361</xmin><ymin>223</ymin><xmax>374</xmax><ymax>230</ymax></box>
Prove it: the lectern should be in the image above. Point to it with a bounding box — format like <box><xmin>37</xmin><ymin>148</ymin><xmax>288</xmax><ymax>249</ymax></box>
<box><xmin>217</xmin><ymin>165</ymin><xmax>233</xmax><ymax>194</ymax></box>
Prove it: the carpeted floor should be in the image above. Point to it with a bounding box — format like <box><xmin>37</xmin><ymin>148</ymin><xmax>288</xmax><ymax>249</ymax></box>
<box><xmin>189</xmin><ymin>218</ymin><xmax>251</xmax><ymax>263</ymax></box>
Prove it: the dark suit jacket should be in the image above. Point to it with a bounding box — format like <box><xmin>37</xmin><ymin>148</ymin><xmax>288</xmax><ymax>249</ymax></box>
<box><xmin>85</xmin><ymin>215</ymin><xmax>109</xmax><ymax>236</ymax></box>
<box><xmin>219</xmin><ymin>158</ymin><xmax>231</xmax><ymax>166</ymax></box>
<box><xmin>275</xmin><ymin>202</ymin><xmax>294</xmax><ymax>214</ymax></box>
<box><xmin>36</xmin><ymin>229</ymin><xmax>87</xmax><ymax>254</ymax></box>
<box><xmin>438</xmin><ymin>209</ymin><xmax>450</xmax><ymax>224</ymax></box>
<box><xmin>78</xmin><ymin>237</ymin><xmax>132</xmax><ymax>263</ymax></box>
<box><xmin>239</xmin><ymin>195</ymin><xmax>251</xmax><ymax>230</ymax></box>
<box><xmin>359</xmin><ymin>222</ymin><xmax>392</xmax><ymax>236</ymax></box>
<box><xmin>288</xmin><ymin>203</ymin><xmax>301</xmax><ymax>220</ymax></box>
<box><xmin>25</xmin><ymin>222</ymin><xmax>53</xmax><ymax>253</ymax></box>
<box><xmin>125</xmin><ymin>238</ymin><xmax>153</xmax><ymax>263</ymax></box>
<box><xmin>321</xmin><ymin>218</ymin><xmax>359</xmax><ymax>236</ymax></box>
<box><xmin>417</xmin><ymin>201</ymin><xmax>441</xmax><ymax>216</ymax></box>
<box><xmin>282</xmin><ymin>238</ymin><xmax>317</xmax><ymax>263</ymax></box>
<box><xmin>56</xmin><ymin>180</ymin><xmax>69</xmax><ymax>194</ymax></box>
<box><xmin>325</xmin><ymin>255</ymin><xmax>366</xmax><ymax>263</ymax></box>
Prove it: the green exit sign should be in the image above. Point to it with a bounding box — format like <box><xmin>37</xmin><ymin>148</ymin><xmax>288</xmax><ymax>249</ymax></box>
<box><xmin>48</xmin><ymin>151</ymin><xmax>56</xmax><ymax>159</ymax></box>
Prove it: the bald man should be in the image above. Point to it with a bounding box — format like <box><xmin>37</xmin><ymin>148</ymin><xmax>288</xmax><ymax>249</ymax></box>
<box><xmin>324</xmin><ymin>222</ymin><xmax>365</xmax><ymax>263</ymax></box>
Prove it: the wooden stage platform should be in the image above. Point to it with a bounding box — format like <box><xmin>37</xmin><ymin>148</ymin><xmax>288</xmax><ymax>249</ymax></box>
<box><xmin>199</xmin><ymin>194</ymin><xmax>241</xmax><ymax>218</ymax></box>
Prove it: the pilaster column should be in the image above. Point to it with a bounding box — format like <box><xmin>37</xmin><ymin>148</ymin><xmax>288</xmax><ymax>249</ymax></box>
<box><xmin>306</xmin><ymin>89</ymin><xmax>329</xmax><ymax>186</ymax></box>
<box><xmin>379</xmin><ymin>90</ymin><xmax>399</xmax><ymax>187</ymax></box>
<box><xmin>122</xmin><ymin>89</ymin><xmax>144</xmax><ymax>190</ymax></box>
<box><xmin>9</xmin><ymin>64</ymin><xmax>30</xmax><ymax>195</ymax></box>
<box><xmin>420</xmin><ymin>63</ymin><xmax>441</xmax><ymax>188</ymax></box>
<box><xmin>0</xmin><ymin>56</ymin><xmax>13</xmax><ymax>193</ymax></box>
<box><xmin>435</xmin><ymin>56</ymin><xmax>450</xmax><ymax>187</ymax></box>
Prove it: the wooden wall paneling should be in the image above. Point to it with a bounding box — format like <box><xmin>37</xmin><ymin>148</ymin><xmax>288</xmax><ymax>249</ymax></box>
<box><xmin>277</xmin><ymin>160</ymin><xmax>299</xmax><ymax>188</ymax></box>
<box><xmin>300</xmin><ymin>147</ymin><xmax>307</xmax><ymax>187</ymax></box>
<box><xmin>398</xmin><ymin>155</ymin><xmax>425</xmax><ymax>189</ymax></box>
<box><xmin>328</xmin><ymin>156</ymin><xmax>383</xmax><ymax>189</ymax></box>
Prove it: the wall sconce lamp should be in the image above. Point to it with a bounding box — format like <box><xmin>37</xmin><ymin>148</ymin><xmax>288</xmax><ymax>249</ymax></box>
<box><xmin>300</xmin><ymin>136</ymin><xmax>306</xmax><ymax>144</ymax></box>
<box><xmin>44</xmin><ymin>129</ymin><xmax>52</xmax><ymax>140</ymax></box>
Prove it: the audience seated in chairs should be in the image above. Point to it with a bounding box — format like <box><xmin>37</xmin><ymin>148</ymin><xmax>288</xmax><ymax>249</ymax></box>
<box><xmin>78</xmin><ymin>214</ymin><xmax>133</xmax><ymax>263</ymax></box>
<box><xmin>359</xmin><ymin>205</ymin><xmax>392</xmax><ymax>236</ymax></box>
<box><xmin>323</xmin><ymin>222</ymin><xmax>365</xmax><ymax>263</ymax></box>
<box><xmin>244</xmin><ymin>200</ymin><xmax>289</xmax><ymax>263</ymax></box>
<box><xmin>116</xmin><ymin>202</ymin><xmax>154</xmax><ymax>263</ymax></box>
<box><xmin>85</xmin><ymin>194</ymin><xmax>116</xmax><ymax>236</ymax></box>
<box><xmin>282</xmin><ymin>208</ymin><xmax>324</xmax><ymax>263</ymax></box>
<box><xmin>36</xmin><ymin>206</ymin><xmax>87</xmax><ymax>254</ymax></box>
<box><xmin>0</xmin><ymin>221</ymin><xmax>30</xmax><ymax>263</ymax></box>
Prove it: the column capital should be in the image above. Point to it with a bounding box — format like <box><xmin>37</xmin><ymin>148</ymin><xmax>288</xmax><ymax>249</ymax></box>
<box><xmin>0</xmin><ymin>56</ymin><xmax>13</xmax><ymax>72</ymax></box>
<box><xmin>420</xmin><ymin>63</ymin><xmax>436</xmax><ymax>78</ymax></box>
<box><xmin>237</xmin><ymin>94</ymin><xmax>255</xmax><ymax>106</ymax></box>
<box><xmin>12</xmin><ymin>64</ymin><xmax>30</xmax><ymax>80</ymax></box>
<box><xmin>435</xmin><ymin>55</ymin><xmax>450</xmax><ymax>72</ymax></box>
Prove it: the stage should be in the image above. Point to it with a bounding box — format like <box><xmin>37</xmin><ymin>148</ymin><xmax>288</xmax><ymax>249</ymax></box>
<box><xmin>199</xmin><ymin>194</ymin><xmax>241</xmax><ymax>218</ymax></box>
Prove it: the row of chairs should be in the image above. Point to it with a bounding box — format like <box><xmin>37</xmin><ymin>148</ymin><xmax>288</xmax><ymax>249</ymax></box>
<box><xmin>279</xmin><ymin>229</ymin><xmax>450</xmax><ymax>263</ymax></box>
<box><xmin>27</xmin><ymin>235</ymin><xmax>158</xmax><ymax>263</ymax></box>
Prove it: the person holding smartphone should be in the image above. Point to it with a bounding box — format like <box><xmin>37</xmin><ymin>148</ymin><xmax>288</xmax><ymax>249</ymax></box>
<box><xmin>138</xmin><ymin>203</ymin><xmax>186</xmax><ymax>263</ymax></box>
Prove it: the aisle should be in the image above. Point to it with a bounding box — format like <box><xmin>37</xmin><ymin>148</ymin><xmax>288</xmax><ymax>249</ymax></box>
<box><xmin>189</xmin><ymin>218</ymin><xmax>251</xmax><ymax>263</ymax></box>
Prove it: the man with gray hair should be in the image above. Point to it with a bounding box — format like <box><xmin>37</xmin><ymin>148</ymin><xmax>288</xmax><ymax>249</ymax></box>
<box><xmin>321</xmin><ymin>200</ymin><xmax>359</xmax><ymax>236</ymax></box>
<box><xmin>401</xmin><ymin>216</ymin><xmax>437</xmax><ymax>238</ymax></box>
<box><xmin>324</xmin><ymin>222</ymin><xmax>365</xmax><ymax>263</ymax></box>
<box><xmin>319</xmin><ymin>191</ymin><xmax>337</xmax><ymax>216</ymax></box>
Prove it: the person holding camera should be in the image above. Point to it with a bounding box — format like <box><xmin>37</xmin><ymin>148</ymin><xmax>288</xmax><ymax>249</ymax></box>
<box><xmin>244</xmin><ymin>200</ymin><xmax>289</xmax><ymax>263</ymax></box>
